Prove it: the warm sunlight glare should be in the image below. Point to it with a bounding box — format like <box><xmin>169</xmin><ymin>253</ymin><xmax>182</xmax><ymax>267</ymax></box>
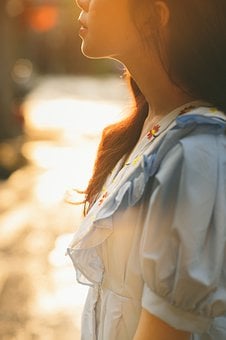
<box><xmin>22</xmin><ymin>82</ymin><xmax>126</xmax><ymax>206</ymax></box>
<box><xmin>23</xmin><ymin>98</ymin><xmax>123</xmax><ymax>141</ymax></box>
<box><xmin>22</xmin><ymin>141</ymin><xmax>97</xmax><ymax>205</ymax></box>
<box><xmin>18</xmin><ymin>77</ymin><xmax>128</xmax><ymax>331</ymax></box>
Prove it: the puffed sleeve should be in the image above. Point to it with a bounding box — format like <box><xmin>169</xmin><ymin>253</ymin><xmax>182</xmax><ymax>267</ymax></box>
<box><xmin>140</xmin><ymin>132</ymin><xmax>226</xmax><ymax>333</ymax></box>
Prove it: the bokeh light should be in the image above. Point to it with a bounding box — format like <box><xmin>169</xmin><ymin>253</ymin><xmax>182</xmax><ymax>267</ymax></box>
<box><xmin>26</xmin><ymin>5</ymin><xmax>59</xmax><ymax>33</ymax></box>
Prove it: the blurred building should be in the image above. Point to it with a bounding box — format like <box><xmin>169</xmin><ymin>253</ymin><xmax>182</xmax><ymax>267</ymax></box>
<box><xmin>0</xmin><ymin>0</ymin><xmax>21</xmax><ymax>140</ymax></box>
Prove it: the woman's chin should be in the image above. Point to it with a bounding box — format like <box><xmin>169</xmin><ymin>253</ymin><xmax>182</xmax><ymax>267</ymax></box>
<box><xmin>81</xmin><ymin>42</ymin><xmax>110</xmax><ymax>59</ymax></box>
<box><xmin>81</xmin><ymin>45</ymin><xmax>97</xmax><ymax>58</ymax></box>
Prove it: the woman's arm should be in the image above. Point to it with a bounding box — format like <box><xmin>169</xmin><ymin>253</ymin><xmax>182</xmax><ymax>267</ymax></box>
<box><xmin>133</xmin><ymin>308</ymin><xmax>191</xmax><ymax>340</ymax></box>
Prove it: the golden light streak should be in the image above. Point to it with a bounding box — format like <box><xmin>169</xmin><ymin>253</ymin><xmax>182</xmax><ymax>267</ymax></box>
<box><xmin>23</xmin><ymin>98</ymin><xmax>123</xmax><ymax>141</ymax></box>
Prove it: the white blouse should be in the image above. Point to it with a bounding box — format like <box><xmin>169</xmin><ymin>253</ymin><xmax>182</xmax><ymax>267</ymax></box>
<box><xmin>67</xmin><ymin>102</ymin><xmax>226</xmax><ymax>340</ymax></box>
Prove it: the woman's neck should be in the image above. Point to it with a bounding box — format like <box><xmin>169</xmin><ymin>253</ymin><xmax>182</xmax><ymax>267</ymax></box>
<box><xmin>124</xmin><ymin>51</ymin><xmax>195</xmax><ymax>120</ymax></box>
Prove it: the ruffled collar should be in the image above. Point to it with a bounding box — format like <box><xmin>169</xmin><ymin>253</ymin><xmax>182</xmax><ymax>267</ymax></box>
<box><xmin>67</xmin><ymin>102</ymin><xmax>226</xmax><ymax>286</ymax></box>
<box><xmin>88</xmin><ymin>101</ymin><xmax>225</xmax><ymax>211</ymax></box>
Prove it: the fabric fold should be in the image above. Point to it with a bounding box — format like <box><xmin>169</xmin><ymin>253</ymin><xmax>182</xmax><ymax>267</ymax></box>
<box><xmin>67</xmin><ymin>113</ymin><xmax>226</xmax><ymax>286</ymax></box>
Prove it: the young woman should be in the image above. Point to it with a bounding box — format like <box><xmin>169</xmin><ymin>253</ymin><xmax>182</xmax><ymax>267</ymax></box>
<box><xmin>67</xmin><ymin>1</ymin><xmax>226</xmax><ymax>339</ymax></box>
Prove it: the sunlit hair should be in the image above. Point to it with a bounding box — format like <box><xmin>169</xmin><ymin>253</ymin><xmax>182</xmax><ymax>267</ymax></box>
<box><xmin>83</xmin><ymin>75</ymin><xmax>148</xmax><ymax>213</ymax></box>
<box><xmin>83</xmin><ymin>0</ymin><xmax>226</xmax><ymax>212</ymax></box>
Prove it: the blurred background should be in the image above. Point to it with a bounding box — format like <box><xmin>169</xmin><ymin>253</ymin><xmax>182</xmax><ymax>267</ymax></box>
<box><xmin>0</xmin><ymin>1</ymin><xmax>130</xmax><ymax>339</ymax></box>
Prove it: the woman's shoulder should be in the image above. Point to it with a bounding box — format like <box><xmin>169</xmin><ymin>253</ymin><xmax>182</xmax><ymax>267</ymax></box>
<box><xmin>154</xmin><ymin>119</ymin><xmax>226</xmax><ymax>188</ymax></box>
<box><xmin>164</xmin><ymin>129</ymin><xmax>222</xmax><ymax>164</ymax></box>
<box><xmin>161</xmin><ymin>110</ymin><xmax>226</xmax><ymax>161</ymax></box>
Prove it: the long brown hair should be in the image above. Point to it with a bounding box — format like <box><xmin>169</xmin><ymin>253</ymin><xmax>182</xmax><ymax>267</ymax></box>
<box><xmin>84</xmin><ymin>0</ymin><xmax>226</xmax><ymax>211</ymax></box>
<box><xmin>84</xmin><ymin>75</ymin><xmax>148</xmax><ymax>211</ymax></box>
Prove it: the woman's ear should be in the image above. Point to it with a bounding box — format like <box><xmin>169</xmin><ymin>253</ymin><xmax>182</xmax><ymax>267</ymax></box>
<box><xmin>155</xmin><ymin>1</ymin><xmax>170</xmax><ymax>27</ymax></box>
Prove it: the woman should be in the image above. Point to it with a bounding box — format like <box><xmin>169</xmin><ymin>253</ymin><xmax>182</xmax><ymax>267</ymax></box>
<box><xmin>67</xmin><ymin>1</ymin><xmax>226</xmax><ymax>339</ymax></box>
